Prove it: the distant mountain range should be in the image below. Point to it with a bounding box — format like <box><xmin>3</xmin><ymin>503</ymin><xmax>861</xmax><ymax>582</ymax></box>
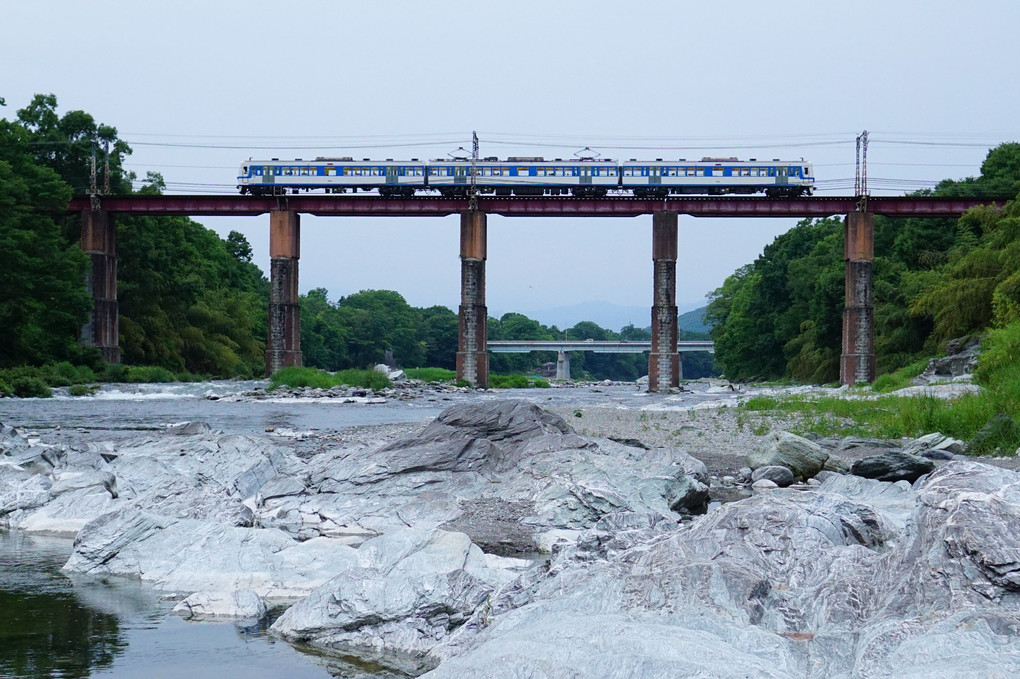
<box><xmin>510</xmin><ymin>301</ymin><xmax>711</xmax><ymax>334</ymax></box>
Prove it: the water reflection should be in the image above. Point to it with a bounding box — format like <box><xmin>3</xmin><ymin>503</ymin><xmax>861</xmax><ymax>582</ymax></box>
<box><xmin>0</xmin><ymin>531</ymin><xmax>125</xmax><ymax>679</ymax></box>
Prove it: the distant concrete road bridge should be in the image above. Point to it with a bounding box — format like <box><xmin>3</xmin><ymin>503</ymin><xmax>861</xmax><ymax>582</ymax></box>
<box><xmin>488</xmin><ymin>340</ymin><xmax>714</xmax><ymax>380</ymax></box>
<box><xmin>66</xmin><ymin>193</ymin><xmax>1010</xmax><ymax>390</ymax></box>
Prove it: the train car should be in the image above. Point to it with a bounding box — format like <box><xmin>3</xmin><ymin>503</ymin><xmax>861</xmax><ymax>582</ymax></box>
<box><xmin>238</xmin><ymin>158</ymin><xmax>427</xmax><ymax>196</ymax></box>
<box><xmin>427</xmin><ymin>157</ymin><xmax>619</xmax><ymax>197</ymax></box>
<box><xmin>237</xmin><ymin>155</ymin><xmax>814</xmax><ymax>197</ymax></box>
<box><xmin>620</xmin><ymin>158</ymin><xmax>814</xmax><ymax>198</ymax></box>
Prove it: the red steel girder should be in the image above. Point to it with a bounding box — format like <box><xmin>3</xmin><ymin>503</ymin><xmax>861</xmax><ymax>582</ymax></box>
<box><xmin>65</xmin><ymin>195</ymin><xmax>1010</xmax><ymax>218</ymax></box>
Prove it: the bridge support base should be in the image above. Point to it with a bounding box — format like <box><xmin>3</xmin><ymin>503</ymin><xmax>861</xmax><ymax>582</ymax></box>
<box><xmin>80</xmin><ymin>209</ymin><xmax>120</xmax><ymax>363</ymax></box>
<box><xmin>556</xmin><ymin>351</ymin><xmax>571</xmax><ymax>380</ymax></box>
<box><xmin>649</xmin><ymin>213</ymin><xmax>680</xmax><ymax>392</ymax></box>
<box><xmin>840</xmin><ymin>212</ymin><xmax>875</xmax><ymax>384</ymax></box>
<box><xmin>267</xmin><ymin>210</ymin><xmax>302</xmax><ymax>376</ymax></box>
<box><xmin>457</xmin><ymin>212</ymin><xmax>488</xmax><ymax>387</ymax></box>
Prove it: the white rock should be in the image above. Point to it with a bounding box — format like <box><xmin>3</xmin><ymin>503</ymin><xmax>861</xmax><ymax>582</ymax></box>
<box><xmin>172</xmin><ymin>589</ymin><xmax>267</xmax><ymax>620</ymax></box>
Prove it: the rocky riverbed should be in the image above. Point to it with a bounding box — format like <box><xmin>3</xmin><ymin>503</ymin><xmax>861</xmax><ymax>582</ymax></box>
<box><xmin>3</xmin><ymin>379</ymin><xmax>1020</xmax><ymax>677</ymax></box>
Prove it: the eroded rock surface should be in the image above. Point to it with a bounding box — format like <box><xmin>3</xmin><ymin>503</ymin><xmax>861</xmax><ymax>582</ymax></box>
<box><xmin>422</xmin><ymin>462</ymin><xmax>1020</xmax><ymax>678</ymax></box>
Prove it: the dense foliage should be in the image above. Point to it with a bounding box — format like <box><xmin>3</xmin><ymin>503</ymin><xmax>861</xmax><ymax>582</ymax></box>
<box><xmin>707</xmin><ymin>143</ymin><xmax>1020</xmax><ymax>383</ymax></box>
<box><xmin>299</xmin><ymin>291</ymin><xmax>718</xmax><ymax>381</ymax></box>
<box><xmin>0</xmin><ymin>94</ymin><xmax>269</xmax><ymax>376</ymax></box>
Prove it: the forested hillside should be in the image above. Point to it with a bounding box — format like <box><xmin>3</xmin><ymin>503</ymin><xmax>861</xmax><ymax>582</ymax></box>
<box><xmin>0</xmin><ymin>94</ymin><xmax>268</xmax><ymax>376</ymax></box>
<box><xmin>706</xmin><ymin>143</ymin><xmax>1020</xmax><ymax>383</ymax></box>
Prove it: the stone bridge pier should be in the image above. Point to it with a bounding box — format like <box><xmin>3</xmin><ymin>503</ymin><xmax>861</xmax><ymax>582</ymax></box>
<box><xmin>80</xmin><ymin>209</ymin><xmax>120</xmax><ymax>363</ymax></box>
<box><xmin>648</xmin><ymin>212</ymin><xmax>680</xmax><ymax>392</ymax></box>
<box><xmin>457</xmin><ymin>211</ymin><xmax>489</xmax><ymax>387</ymax></box>
<box><xmin>556</xmin><ymin>351</ymin><xmax>571</xmax><ymax>380</ymax></box>
<box><xmin>841</xmin><ymin>211</ymin><xmax>875</xmax><ymax>384</ymax></box>
<box><xmin>266</xmin><ymin>209</ymin><xmax>302</xmax><ymax>376</ymax></box>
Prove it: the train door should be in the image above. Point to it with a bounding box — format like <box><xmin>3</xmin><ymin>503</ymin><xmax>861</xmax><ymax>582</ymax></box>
<box><xmin>578</xmin><ymin>165</ymin><xmax>590</xmax><ymax>186</ymax></box>
<box><xmin>385</xmin><ymin>166</ymin><xmax>399</xmax><ymax>186</ymax></box>
<box><xmin>649</xmin><ymin>165</ymin><xmax>661</xmax><ymax>186</ymax></box>
<box><xmin>263</xmin><ymin>166</ymin><xmax>274</xmax><ymax>186</ymax></box>
<box><xmin>454</xmin><ymin>165</ymin><xmax>467</xmax><ymax>185</ymax></box>
<box><xmin>776</xmin><ymin>167</ymin><xmax>788</xmax><ymax>186</ymax></box>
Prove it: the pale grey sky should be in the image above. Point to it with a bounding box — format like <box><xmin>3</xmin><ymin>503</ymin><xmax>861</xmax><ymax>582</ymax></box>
<box><xmin>4</xmin><ymin>1</ymin><xmax>1017</xmax><ymax>326</ymax></box>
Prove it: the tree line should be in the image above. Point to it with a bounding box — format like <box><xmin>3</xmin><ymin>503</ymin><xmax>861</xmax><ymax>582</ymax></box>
<box><xmin>706</xmin><ymin>143</ymin><xmax>1020</xmax><ymax>382</ymax></box>
<box><xmin>300</xmin><ymin>291</ymin><xmax>716</xmax><ymax>380</ymax></box>
<box><xmin>1</xmin><ymin>93</ymin><xmax>713</xmax><ymax>384</ymax></box>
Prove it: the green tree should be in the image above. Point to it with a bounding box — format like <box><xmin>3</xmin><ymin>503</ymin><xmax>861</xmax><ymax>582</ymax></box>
<box><xmin>337</xmin><ymin>290</ymin><xmax>426</xmax><ymax>367</ymax></box>
<box><xmin>0</xmin><ymin>109</ymin><xmax>91</xmax><ymax>367</ymax></box>
<box><xmin>419</xmin><ymin>305</ymin><xmax>459</xmax><ymax>370</ymax></box>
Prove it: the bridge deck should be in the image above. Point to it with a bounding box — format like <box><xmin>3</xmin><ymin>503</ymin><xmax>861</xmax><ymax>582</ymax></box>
<box><xmin>66</xmin><ymin>195</ymin><xmax>1010</xmax><ymax>218</ymax></box>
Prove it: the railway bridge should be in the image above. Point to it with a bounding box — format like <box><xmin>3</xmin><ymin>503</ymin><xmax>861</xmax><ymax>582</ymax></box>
<box><xmin>68</xmin><ymin>194</ymin><xmax>1010</xmax><ymax>390</ymax></box>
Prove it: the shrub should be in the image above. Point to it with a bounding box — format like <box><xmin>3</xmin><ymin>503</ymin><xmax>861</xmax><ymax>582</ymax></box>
<box><xmin>101</xmin><ymin>364</ymin><xmax>130</xmax><ymax>382</ymax></box>
<box><xmin>125</xmin><ymin>366</ymin><xmax>177</xmax><ymax>383</ymax></box>
<box><xmin>0</xmin><ymin>378</ymin><xmax>11</xmax><ymax>397</ymax></box>
<box><xmin>11</xmin><ymin>376</ymin><xmax>52</xmax><ymax>398</ymax></box>
<box><xmin>490</xmin><ymin>374</ymin><xmax>531</xmax><ymax>389</ymax></box>
<box><xmin>405</xmin><ymin>368</ymin><xmax>457</xmax><ymax>383</ymax></box>
<box><xmin>68</xmin><ymin>384</ymin><xmax>100</xmax><ymax>397</ymax></box>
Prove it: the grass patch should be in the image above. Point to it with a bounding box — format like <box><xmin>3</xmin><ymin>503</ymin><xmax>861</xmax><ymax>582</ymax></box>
<box><xmin>740</xmin><ymin>391</ymin><xmax>1001</xmax><ymax>450</ymax></box>
<box><xmin>269</xmin><ymin>366</ymin><xmax>391</xmax><ymax>391</ymax></box>
<box><xmin>871</xmin><ymin>359</ymin><xmax>930</xmax><ymax>393</ymax></box>
<box><xmin>405</xmin><ymin>368</ymin><xmax>457</xmax><ymax>383</ymax></box>
<box><xmin>489</xmin><ymin>374</ymin><xmax>550</xmax><ymax>389</ymax></box>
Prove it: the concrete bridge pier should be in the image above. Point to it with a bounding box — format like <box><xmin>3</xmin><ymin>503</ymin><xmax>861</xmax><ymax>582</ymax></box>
<box><xmin>840</xmin><ymin>211</ymin><xmax>875</xmax><ymax>384</ymax></box>
<box><xmin>266</xmin><ymin>210</ymin><xmax>302</xmax><ymax>376</ymax></box>
<box><xmin>556</xmin><ymin>351</ymin><xmax>571</xmax><ymax>380</ymax></box>
<box><xmin>648</xmin><ymin>212</ymin><xmax>680</xmax><ymax>392</ymax></box>
<box><xmin>457</xmin><ymin>211</ymin><xmax>489</xmax><ymax>387</ymax></box>
<box><xmin>80</xmin><ymin>209</ymin><xmax>120</xmax><ymax>363</ymax></box>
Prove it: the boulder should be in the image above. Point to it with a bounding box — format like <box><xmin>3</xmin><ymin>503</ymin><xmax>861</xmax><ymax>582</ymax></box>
<box><xmin>746</xmin><ymin>431</ymin><xmax>829</xmax><ymax>480</ymax></box>
<box><xmin>172</xmin><ymin>589</ymin><xmax>267</xmax><ymax>620</ymax></box>
<box><xmin>851</xmin><ymin>450</ymin><xmax>935</xmax><ymax>483</ymax></box>
<box><xmin>903</xmin><ymin>432</ymin><xmax>969</xmax><ymax>457</ymax></box>
<box><xmin>751</xmin><ymin>465</ymin><xmax>795</xmax><ymax>487</ymax></box>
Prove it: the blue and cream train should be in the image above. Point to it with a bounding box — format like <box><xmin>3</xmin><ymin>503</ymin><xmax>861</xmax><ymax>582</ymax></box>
<box><xmin>237</xmin><ymin>156</ymin><xmax>814</xmax><ymax>198</ymax></box>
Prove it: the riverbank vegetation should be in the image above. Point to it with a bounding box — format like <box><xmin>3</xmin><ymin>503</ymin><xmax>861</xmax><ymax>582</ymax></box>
<box><xmin>267</xmin><ymin>366</ymin><xmax>391</xmax><ymax>391</ymax></box>
<box><xmin>708</xmin><ymin>143</ymin><xmax>1020</xmax><ymax>383</ymax></box>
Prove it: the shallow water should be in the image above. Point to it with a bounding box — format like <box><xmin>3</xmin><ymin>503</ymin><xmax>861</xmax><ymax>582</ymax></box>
<box><xmin>0</xmin><ymin>531</ymin><xmax>348</xmax><ymax>679</ymax></box>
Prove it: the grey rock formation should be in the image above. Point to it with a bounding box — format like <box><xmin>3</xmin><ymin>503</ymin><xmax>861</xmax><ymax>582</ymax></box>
<box><xmin>272</xmin><ymin>528</ymin><xmax>518</xmax><ymax>668</ymax></box>
<box><xmin>746</xmin><ymin>430</ymin><xmax>829</xmax><ymax>480</ymax></box>
<box><xmin>851</xmin><ymin>450</ymin><xmax>936</xmax><ymax>483</ymax></box>
<box><xmin>420</xmin><ymin>462</ymin><xmax>1020</xmax><ymax>678</ymax></box>
<box><xmin>257</xmin><ymin>400</ymin><xmax>710</xmax><ymax>550</ymax></box>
